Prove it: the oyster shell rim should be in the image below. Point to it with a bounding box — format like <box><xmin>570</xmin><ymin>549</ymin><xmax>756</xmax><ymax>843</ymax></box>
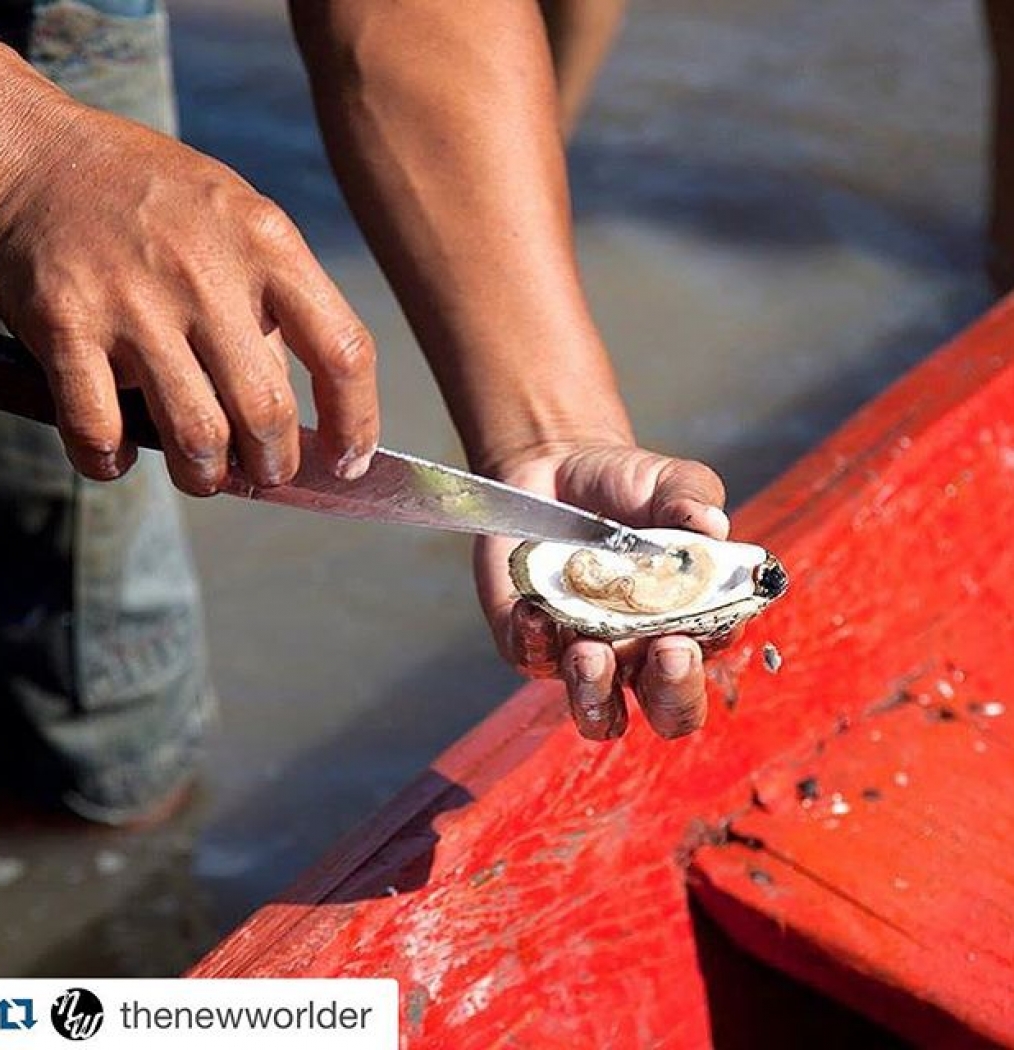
<box><xmin>508</xmin><ymin>539</ymin><xmax>788</xmax><ymax>641</ymax></box>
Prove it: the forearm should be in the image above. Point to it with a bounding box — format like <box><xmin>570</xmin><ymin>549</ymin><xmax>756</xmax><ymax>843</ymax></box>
<box><xmin>288</xmin><ymin>0</ymin><xmax>634</xmax><ymax>477</ymax></box>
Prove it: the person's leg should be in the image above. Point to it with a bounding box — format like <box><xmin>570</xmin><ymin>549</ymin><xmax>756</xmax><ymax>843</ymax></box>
<box><xmin>27</xmin><ymin>0</ymin><xmax>178</xmax><ymax>126</ymax></box>
<box><xmin>538</xmin><ymin>0</ymin><xmax>628</xmax><ymax>139</ymax></box>
<box><xmin>984</xmin><ymin>0</ymin><xmax>1014</xmax><ymax>295</ymax></box>
<box><xmin>0</xmin><ymin>0</ymin><xmax>214</xmax><ymax>826</ymax></box>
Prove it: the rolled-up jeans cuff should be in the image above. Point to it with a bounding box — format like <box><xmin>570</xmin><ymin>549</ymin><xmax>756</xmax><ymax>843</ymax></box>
<box><xmin>60</xmin><ymin>683</ymin><xmax>217</xmax><ymax>826</ymax></box>
<box><xmin>0</xmin><ymin>420</ymin><xmax>214</xmax><ymax>827</ymax></box>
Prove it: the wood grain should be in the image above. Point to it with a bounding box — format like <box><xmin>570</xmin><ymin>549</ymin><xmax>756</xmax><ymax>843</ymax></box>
<box><xmin>190</xmin><ymin>296</ymin><xmax>1014</xmax><ymax>1049</ymax></box>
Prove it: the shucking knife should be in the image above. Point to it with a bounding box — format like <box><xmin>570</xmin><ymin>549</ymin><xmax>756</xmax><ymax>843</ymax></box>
<box><xmin>0</xmin><ymin>334</ymin><xmax>664</xmax><ymax>555</ymax></box>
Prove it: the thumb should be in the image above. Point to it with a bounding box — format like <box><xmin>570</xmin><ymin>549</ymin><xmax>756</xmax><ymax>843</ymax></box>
<box><xmin>554</xmin><ymin>447</ymin><xmax>729</xmax><ymax>536</ymax></box>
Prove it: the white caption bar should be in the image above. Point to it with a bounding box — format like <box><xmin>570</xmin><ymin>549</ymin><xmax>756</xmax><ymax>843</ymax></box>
<box><xmin>0</xmin><ymin>979</ymin><xmax>398</xmax><ymax>1049</ymax></box>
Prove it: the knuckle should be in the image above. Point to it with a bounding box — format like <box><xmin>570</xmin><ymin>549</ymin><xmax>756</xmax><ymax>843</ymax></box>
<box><xmin>23</xmin><ymin>287</ymin><xmax>100</xmax><ymax>346</ymax></box>
<box><xmin>247</xmin><ymin>197</ymin><xmax>298</xmax><ymax>251</ymax></box>
<box><xmin>690</xmin><ymin>462</ymin><xmax>726</xmax><ymax>504</ymax></box>
<box><xmin>36</xmin><ymin>316</ymin><xmax>94</xmax><ymax>360</ymax></box>
<box><xmin>517</xmin><ymin>658</ymin><xmax>559</xmax><ymax>680</ymax></box>
<box><xmin>22</xmin><ymin>278</ymin><xmax>79</xmax><ymax>321</ymax></box>
<box><xmin>325</xmin><ymin>322</ymin><xmax>376</xmax><ymax>378</ymax></box>
<box><xmin>665</xmin><ymin>459</ymin><xmax>726</xmax><ymax>507</ymax></box>
<box><xmin>511</xmin><ymin>603</ymin><xmax>560</xmax><ymax>677</ymax></box>
<box><xmin>174</xmin><ymin>410</ymin><xmax>229</xmax><ymax>464</ymax></box>
<box><xmin>242</xmin><ymin>385</ymin><xmax>298</xmax><ymax>444</ymax></box>
<box><xmin>655</xmin><ymin>706</ymin><xmax>707</xmax><ymax>739</ymax></box>
<box><xmin>641</xmin><ymin>683</ymin><xmax>707</xmax><ymax>738</ymax></box>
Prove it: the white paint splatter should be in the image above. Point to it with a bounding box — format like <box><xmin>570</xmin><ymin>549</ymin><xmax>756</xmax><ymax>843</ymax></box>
<box><xmin>447</xmin><ymin>975</ymin><xmax>496</xmax><ymax>1025</ymax></box>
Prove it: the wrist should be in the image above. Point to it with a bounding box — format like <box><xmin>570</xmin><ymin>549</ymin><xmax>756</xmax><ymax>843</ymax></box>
<box><xmin>0</xmin><ymin>47</ymin><xmax>79</xmax><ymax>210</ymax></box>
<box><xmin>456</xmin><ymin>327</ymin><xmax>637</xmax><ymax>480</ymax></box>
<box><xmin>472</xmin><ymin>422</ymin><xmax>636</xmax><ymax>484</ymax></box>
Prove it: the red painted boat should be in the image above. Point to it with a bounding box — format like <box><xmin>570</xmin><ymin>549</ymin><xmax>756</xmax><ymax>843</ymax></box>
<box><xmin>190</xmin><ymin>297</ymin><xmax>1014</xmax><ymax>1049</ymax></box>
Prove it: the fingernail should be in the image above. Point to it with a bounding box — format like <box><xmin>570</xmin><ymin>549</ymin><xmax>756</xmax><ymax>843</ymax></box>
<box><xmin>656</xmin><ymin>644</ymin><xmax>694</xmax><ymax>682</ymax></box>
<box><xmin>260</xmin><ymin>454</ymin><xmax>287</xmax><ymax>487</ymax></box>
<box><xmin>333</xmin><ymin>448</ymin><xmax>373</xmax><ymax>480</ymax></box>
<box><xmin>703</xmin><ymin>505</ymin><xmax>731</xmax><ymax>540</ymax></box>
<box><xmin>572</xmin><ymin>651</ymin><xmax>606</xmax><ymax>684</ymax></box>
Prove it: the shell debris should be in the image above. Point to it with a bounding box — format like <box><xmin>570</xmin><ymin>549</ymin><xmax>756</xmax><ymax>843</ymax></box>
<box><xmin>762</xmin><ymin>642</ymin><xmax>783</xmax><ymax>673</ymax></box>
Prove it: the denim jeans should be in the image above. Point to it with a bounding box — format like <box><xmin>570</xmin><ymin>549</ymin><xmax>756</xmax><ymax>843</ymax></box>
<box><xmin>0</xmin><ymin>0</ymin><xmax>213</xmax><ymax>824</ymax></box>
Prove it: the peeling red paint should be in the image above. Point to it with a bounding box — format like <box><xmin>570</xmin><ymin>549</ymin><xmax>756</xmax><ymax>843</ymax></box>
<box><xmin>191</xmin><ymin>296</ymin><xmax>1014</xmax><ymax>1048</ymax></box>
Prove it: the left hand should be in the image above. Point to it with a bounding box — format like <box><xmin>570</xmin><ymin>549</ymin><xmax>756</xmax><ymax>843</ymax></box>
<box><xmin>474</xmin><ymin>444</ymin><xmax>730</xmax><ymax>741</ymax></box>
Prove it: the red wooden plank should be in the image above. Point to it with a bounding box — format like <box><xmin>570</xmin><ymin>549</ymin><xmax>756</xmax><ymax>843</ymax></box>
<box><xmin>190</xmin><ymin>296</ymin><xmax>1014</xmax><ymax>1049</ymax></box>
<box><xmin>690</xmin><ymin>689</ymin><xmax>1014</xmax><ymax>1049</ymax></box>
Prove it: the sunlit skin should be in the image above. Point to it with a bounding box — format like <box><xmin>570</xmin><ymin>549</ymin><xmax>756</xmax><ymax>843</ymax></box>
<box><xmin>0</xmin><ymin>56</ymin><xmax>379</xmax><ymax>492</ymax></box>
<box><xmin>0</xmin><ymin>0</ymin><xmax>723</xmax><ymax>740</ymax></box>
<box><xmin>540</xmin><ymin>0</ymin><xmax>630</xmax><ymax>137</ymax></box>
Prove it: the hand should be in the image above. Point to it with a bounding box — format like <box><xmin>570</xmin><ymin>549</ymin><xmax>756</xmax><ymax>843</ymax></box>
<box><xmin>0</xmin><ymin>95</ymin><xmax>379</xmax><ymax>494</ymax></box>
<box><xmin>474</xmin><ymin>444</ymin><xmax>729</xmax><ymax>741</ymax></box>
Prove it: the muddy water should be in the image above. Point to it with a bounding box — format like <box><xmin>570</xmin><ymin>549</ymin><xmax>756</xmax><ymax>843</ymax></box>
<box><xmin>0</xmin><ymin>0</ymin><xmax>994</xmax><ymax>974</ymax></box>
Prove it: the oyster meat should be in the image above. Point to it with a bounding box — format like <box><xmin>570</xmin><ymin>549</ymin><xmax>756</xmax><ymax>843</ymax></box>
<box><xmin>509</xmin><ymin>527</ymin><xmax>787</xmax><ymax>641</ymax></box>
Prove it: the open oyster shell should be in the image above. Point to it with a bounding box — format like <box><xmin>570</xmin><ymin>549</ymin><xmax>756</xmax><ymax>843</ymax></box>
<box><xmin>508</xmin><ymin>527</ymin><xmax>788</xmax><ymax>642</ymax></box>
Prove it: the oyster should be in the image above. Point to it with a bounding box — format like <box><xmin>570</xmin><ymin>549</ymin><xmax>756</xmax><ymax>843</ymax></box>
<box><xmin>509</xmin><ymin>527</ymin><xmax>787</xmax><ymax>642</ymax></box>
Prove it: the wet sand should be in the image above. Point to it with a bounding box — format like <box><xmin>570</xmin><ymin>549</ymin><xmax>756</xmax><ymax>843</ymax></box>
<box><xmin>0</xmin><ymin>0</ymin><xmax>994</xmax><ymax>974</ymax></box>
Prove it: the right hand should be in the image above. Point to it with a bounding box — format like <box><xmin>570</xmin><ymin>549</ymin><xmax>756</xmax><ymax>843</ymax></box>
<box><xmin>0</xmin><ymin>95</ymin><xmax>379</xmax><ymax>493</ymax></box>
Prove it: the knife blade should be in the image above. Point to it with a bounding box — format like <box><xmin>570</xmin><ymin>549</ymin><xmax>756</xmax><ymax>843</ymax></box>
<box><xmin>0</xmin><ymin>334</ymin><xmax>663</xmax><ymax>554</ymax></box>
<box><xmin>221</xmin><ymin>429</ymin><xmax>664</xmax><ymax>553</ymax></box>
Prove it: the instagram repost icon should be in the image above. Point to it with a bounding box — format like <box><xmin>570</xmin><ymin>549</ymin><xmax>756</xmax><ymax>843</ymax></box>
<box><xmin>51</xmin><ymin>989</ymin><xmax>104</xmax><ymax>1041</ymax></box>
<box><xmin>0</xmin><ymin>997</ymin><xmax>37</xmax><ymax>1030</ymax></box>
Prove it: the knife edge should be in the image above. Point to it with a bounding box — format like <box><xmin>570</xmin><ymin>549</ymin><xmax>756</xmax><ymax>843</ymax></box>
<box><xmin>0</xmin><ymin>334</ymin><xmax>664</xmax><ymax>553</ymax></box>
<box><xmin>225</xmin><ymin>432</ymin><xmax>667</xmax><ymax>554</ymax></box>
